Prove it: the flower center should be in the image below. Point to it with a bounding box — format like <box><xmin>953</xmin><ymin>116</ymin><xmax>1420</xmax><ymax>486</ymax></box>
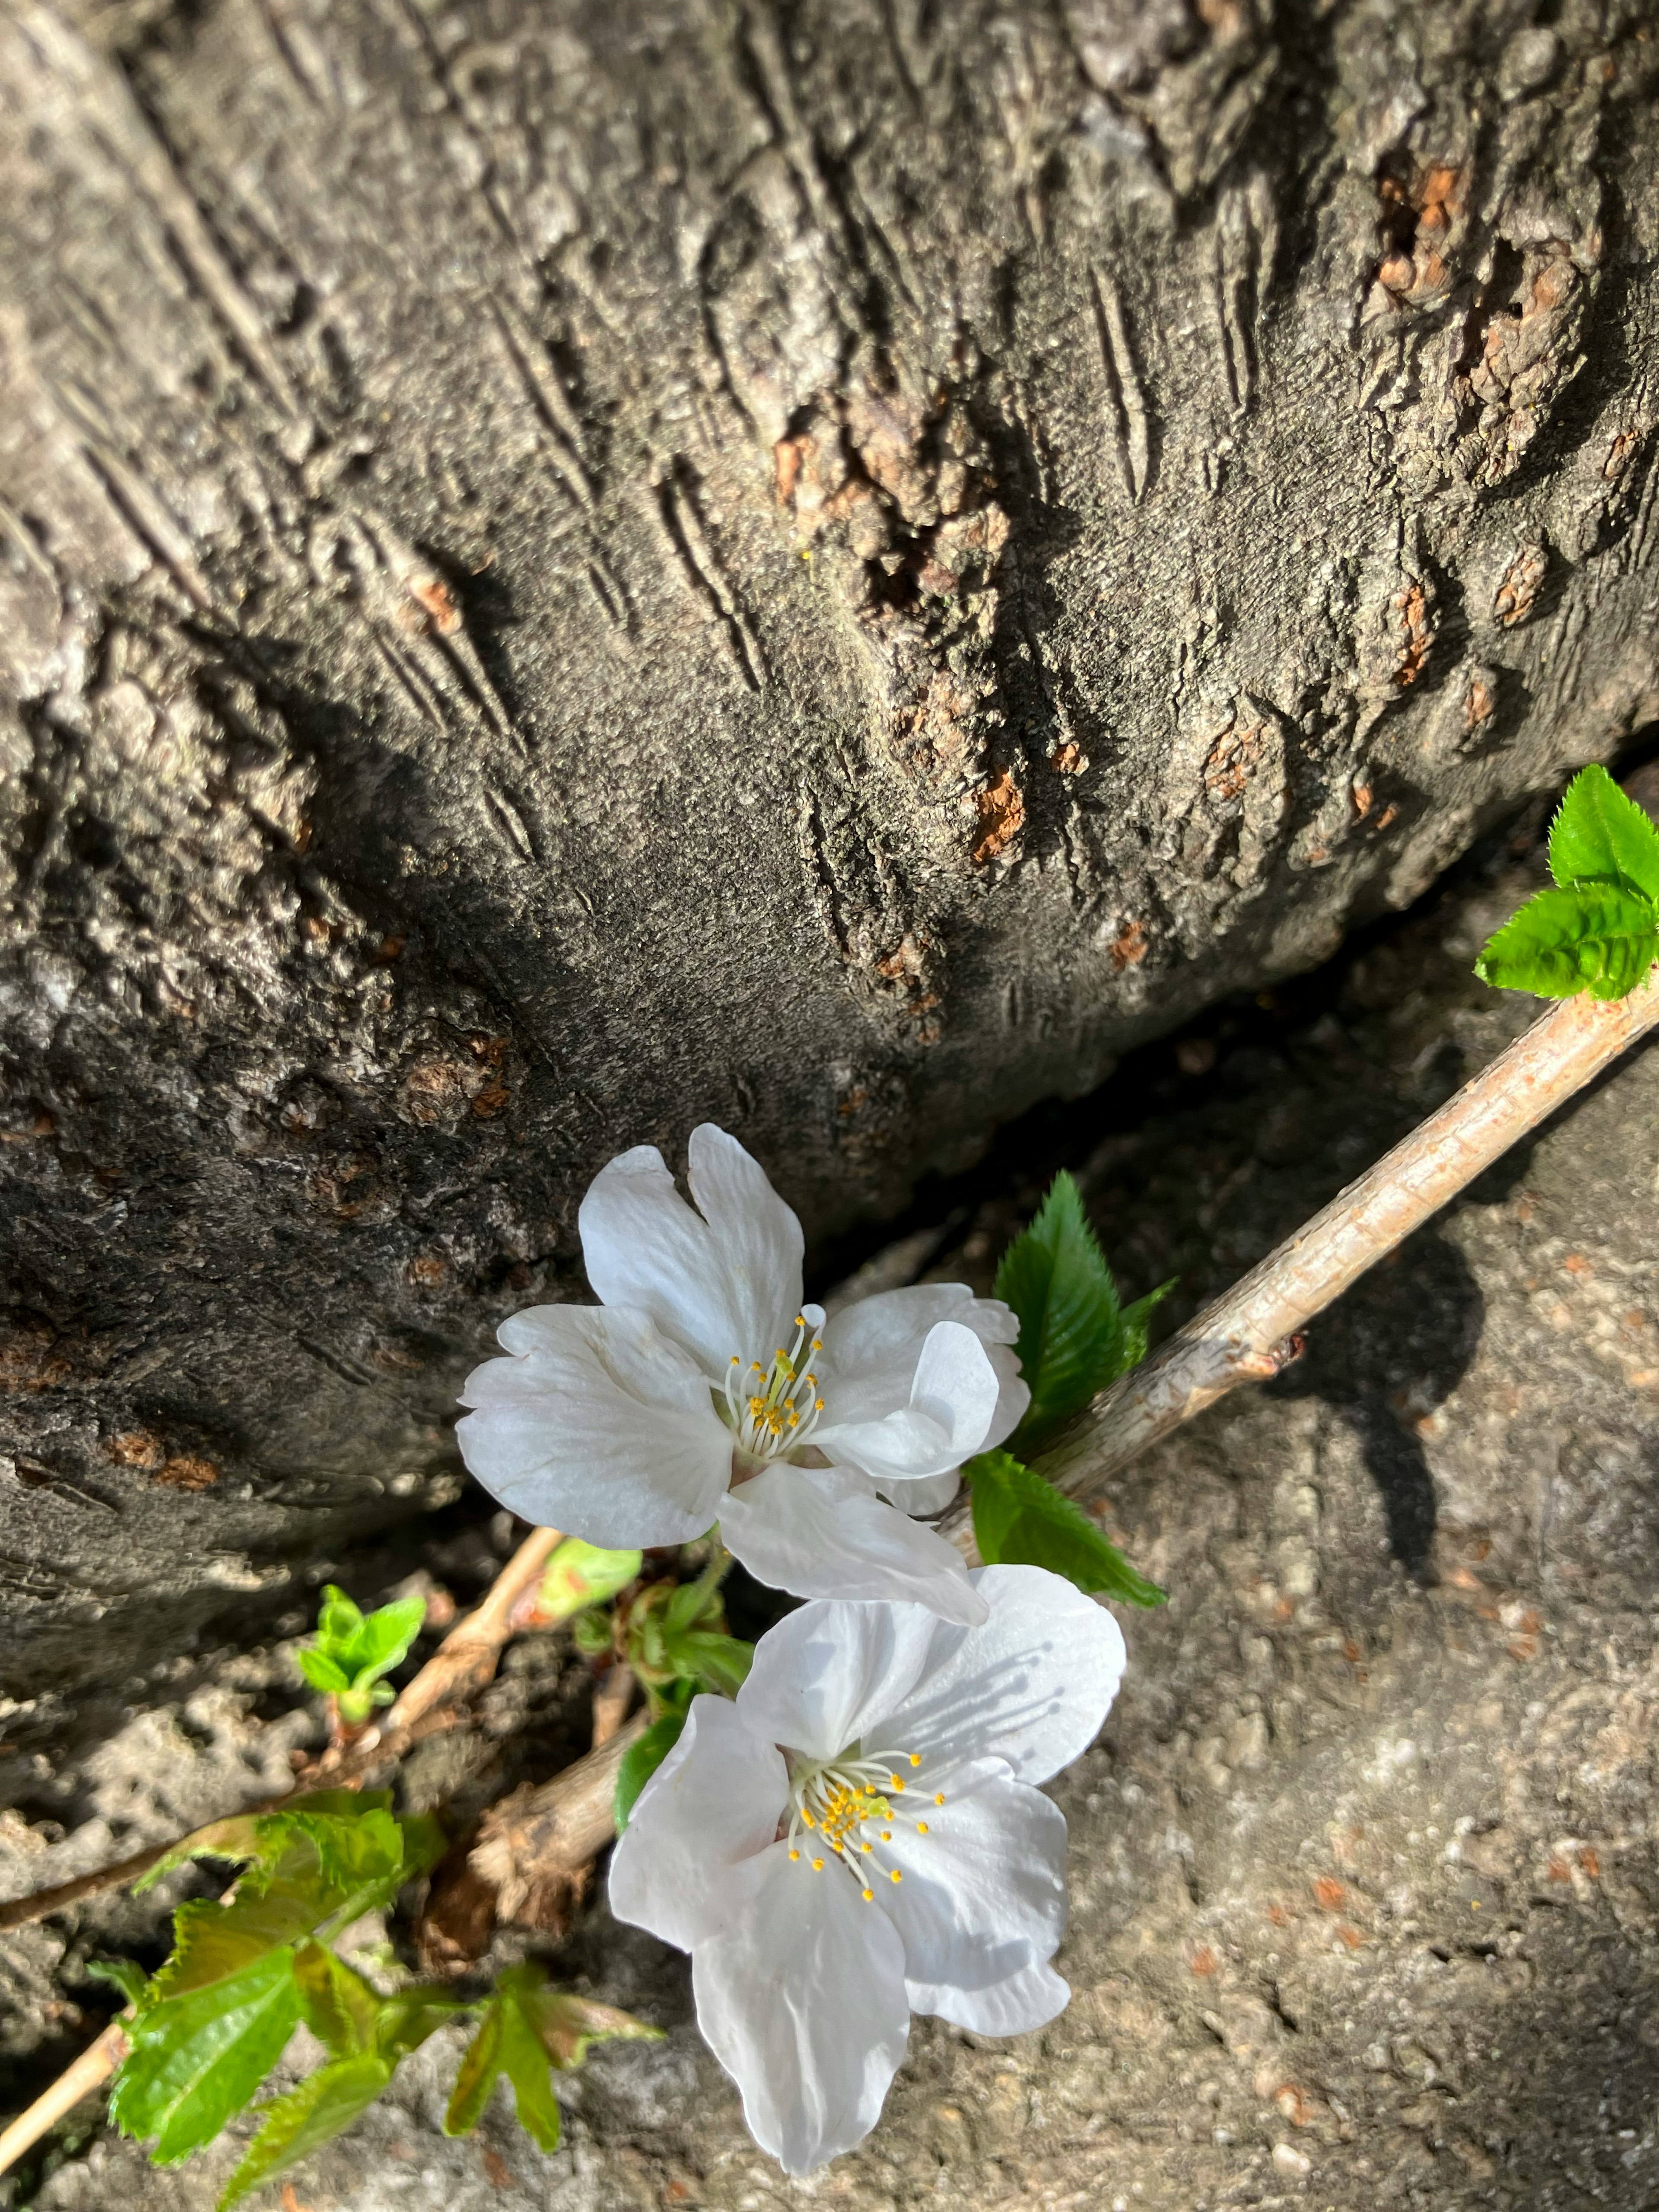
<box><xmin>782</xmin><ymin>1743</ymin><xmax>943</xmax><ymax>1901</ymax></box>
<box><xmin>723</xmin><ymin>1314</ymin><xmax>825</xmax><ymax>1462</ymax></box>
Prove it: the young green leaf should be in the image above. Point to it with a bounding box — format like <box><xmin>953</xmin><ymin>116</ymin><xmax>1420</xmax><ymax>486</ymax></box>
<box><xmin>966</xmin><ymin>1451</ymin><xmax>1165</xmax><ymax>1606</ymax></box>
<box><xmin>291</xmin><ymin>1939</ymin><xmax>378</xmax><ymax>2058</ymax></box>
<box><xmin>296</xmin><ymin>1649</ymin><xmax>351</xmax><ymax>1696</ymax></box>
<box><xmin>662</xmin><ymin>1629</ymin><xmax>753</xmax><ymax>1699</ymax></box>
<box><xmin>1474</xmin><ymin>882</ymin><xmax>1659</xmax><ymax>1001</ymax></box>
<box><xmin>1118</xmin><ymin>1280</ymin><xmax>1176</xmax><ymax>1376</ymax></box>
<box><xmin>109</xmin><ymin>1946</ymin><xmax>302</xmax><ymax>2164</ymax></box>
<box><xmin>445</xmin><ymin>1964</ymin><xmax>659</xmax><ymax>2152</ymax></box>
<box><xmin>614</xmin><ymin>1710</ymin><xmax>688</xmax><ymax>1829</ymax></box>
<box><xmin>996</xmin><ymin>1173</ymin><xmax>1163</xmax><ymax>1451</ymax></box>
<box><xmin>1548</xmin><ymin>762</ymin><xmax>1659</xmax><ymax>901</ymax></box>
<box><xmin>86</xmin><ymin>1957</ymin><xmax>150</xmax><ymax>2008</ymax></box>
<box><xmin>344</xmin><ymin>1594</ymin><xmax>427</xmax><ymax>1676</ymax></box>
<box><xmin>134</xmin><ymin>1788</ymin><xmax>394</xmax><ymax>1897</ymax></box>
<box><xmin>217</xmin><ymin>2050</ymin><xmax>393</xmax><ymax>2211</ymax></box>
<box><xmin>538</xmin><ymin>1538</ymin><xmax>642</xmax><ymax>1620</ymax></box>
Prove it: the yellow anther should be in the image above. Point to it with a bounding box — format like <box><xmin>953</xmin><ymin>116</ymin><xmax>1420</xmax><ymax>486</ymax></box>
<box><xmin>789</xmin><ymin>1849</ymin><xmax>801</xmax><ymax>1861</ymax></box>
<box><xmin>917</xmin><ymin>1822</ymin><xmax>929</xmax><ymax>1834</ymax></box>
<box><xmin>890</xmin><ymin>1869</ymin><xmax>903</xmax><ymax>1883</ymax></box>
<box><xmin>812</xmin><ymin>1338</ymin><xmax>822</xmax><ymax>1351</ymax></box>
<box><xmin>775</xmin><ymin>1349</ymin><xmax>787</xmax><ymax>1361</ymax></box>
<box><xmin>909</xmin><ymin>1753</ymin><xmax>922</xmax><ymax>1766</ymax></box>
<box><xmin>890</xmin><ymin>1777</ymin><xmax>906</xmax><ymax>1792</ymax></box>
<box><xmin>934</xmin><ymin>1792</ymin><xmax>945</xmax><ymax>1805</ymax></box>
<box><xmin>795</xmin><ymin>1315</ymin><xmax>805</xmax><ymax>1328</ymax></box>
<box><xmin>862</xmin><ymin>1887</ymin><xmax>874</xmax><ymax>1901</ymax></box>
<box><xmin>812</xmin><ymin>1858</ymin><xmax>825</xmax><ymax>1872</ymax></box>
<box><xmin>801</xmin><ymin>1810</ymin><xmax>814</xmax><ymax>1828</ymax></box>
<box><xmin>881</xmin><ymin>1831</ymin><xmax>892</xmax><ymax>1842</ymax></box>
<box><xmin>730</xmin><ymin>1355</ymin><xmax>740</xmax><ymax>1366</ymax></box>
<box><xmin>861</xmin><ymin>1841</ymin><xmax>872</xmax><ymax>1853</ymax></box>
<box><xmin>814</xmin><ymin>1398</ymin><xmax>824</xmax><ymax>1411</ymax></box>
<box><xmin>788</xmin><ymin>1411</ymin><xmax>799</xmax><ymax>1427</ymax></box>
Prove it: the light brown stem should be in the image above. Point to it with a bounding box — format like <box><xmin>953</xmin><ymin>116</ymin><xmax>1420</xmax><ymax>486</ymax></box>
<box><xmin>0</xmin><ymin>1525</ymin><xmax>565</xmax><ymax>1935</ymax></box>
<box><xmin>469</xmin><ymin>1712</ymin><xmax>648</xmax><ymax>1926</ymax></box>
<box><xmin>591</xmin><ymin>1663</ymin><xmax>636</xmax><ymax>1748</ymax></box>
<box><xmin>0</xmin><ymin>2022</ymin><xmax>127</xmax><ymax>2177</ymax></box>
<box><xmin>947</xmin><ymin>976</ymin><xmax>1659</xmax><ymax>1555</ymax></box>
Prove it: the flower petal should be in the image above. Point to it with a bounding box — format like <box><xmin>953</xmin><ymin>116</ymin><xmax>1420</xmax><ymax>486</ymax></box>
<box><xmin>871</xmin><ymin>1468</ymin><xmax>960</xmax><ymax>1517</ymax></box>
<box><xmin>884</xmin><ymin>1565</ymin><xmax>1127</xmax><ymax>1785</ymax></box>
<box><xmin>692</xmin><ymin>1846</ymin><xmax>909</xmax><ymax>2174</ymax></box>
<box><xmin>815</xmin><ymin>1321</ymin><xmax>1002</xmax><ymax>1485</ymax></box>
<box><xmin>719</xmin><ymin>1462</ymin><xmax>988</xmax><ymax>1626</ymax></box>
<box><xmin>456</xmin><ymin>1303</ymin><xmax>732</xmax><ymax>1547</ymax></box>
<box><xmin>877</xmin><ymin>1758</ymin><xmax>1068</xmax><ymax>1998</ymax></box>
<box><xmin>578</xmin><ymin>1130</ymin><xmax>802</xmax><ymax>1377</ymax></box>
<box><xmin>608</xmin><ymin>1695</ymin><xmax>787</xmax><ymax>1951</ymax></box>
<box><xmin>906</xmin><ymin>1957</ymin><xmax>1071</xmax><ymax>2037</ymax></box>
<box><xmin>820</xmin><ymin>1287</ymin><xmax>1029</xmax><ymax>1448</ymax></box>
<box><xmin>735</xmin><ymin>1590</ymin><xmax>939</xmax><ymax>1761</ymax></box>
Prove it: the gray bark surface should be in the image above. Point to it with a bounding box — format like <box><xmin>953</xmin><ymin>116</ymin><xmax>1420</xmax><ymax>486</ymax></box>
<box><xmin>2</xmin><ymin>0</ymin><xmax>1657</xmax><ymax>1702</ymax></box>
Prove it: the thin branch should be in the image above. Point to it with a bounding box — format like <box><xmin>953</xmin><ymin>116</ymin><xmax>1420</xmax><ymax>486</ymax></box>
<box><xmin>984</xmin><ymin>976</ymin><xmax>1659</xmax><ymax>1534</ymax></box>
<box><xmin>0</xmin><ymin>2022</ymin><xmax>126</xmax><ymax>2177</ymax></box>
<box><xmin>591</xmin><ymin>1663</ymin><xmax>636</xmax><ymax>1748</ymax></box>
<box><xmin>0</xmin><ymin>1525</ymin><xmax>565</xmax><ymax>1935</ymax></box>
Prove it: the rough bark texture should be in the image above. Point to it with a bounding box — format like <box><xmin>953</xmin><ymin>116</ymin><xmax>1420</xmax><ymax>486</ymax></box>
<box><xmin>3</xmin><ymin>0</ymin><xmax>1657</xmax><ymax>1703</ymax></box>
<box><xmin>6</xmin><ymin>827</ymin><xmax>1659</xmax><ymax>2210</ymax></box>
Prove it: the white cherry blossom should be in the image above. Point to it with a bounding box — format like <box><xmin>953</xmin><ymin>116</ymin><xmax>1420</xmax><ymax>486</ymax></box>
<box><xmin>608</xmin><ymin>1565</ymin><xmax>1127</xmax><ymax>2174</ymax></box>
<box><xmin>456</xmin><ymin>1125</ymin><xmax>1027</xmax><ymax>1621</ymax></box>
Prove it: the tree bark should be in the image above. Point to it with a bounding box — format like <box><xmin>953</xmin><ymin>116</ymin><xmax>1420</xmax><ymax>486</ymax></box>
<box><xmin>1</xmin><ymin>0</ymin><xmax>1655</xmax><ymax>1707</ymax></box>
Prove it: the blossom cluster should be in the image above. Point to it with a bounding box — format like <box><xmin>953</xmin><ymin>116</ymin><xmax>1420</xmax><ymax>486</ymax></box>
<box><xmin>458</xmin><ymin>1126</ymin><xmax>1128</xmax><ymax>2173</ymax></box>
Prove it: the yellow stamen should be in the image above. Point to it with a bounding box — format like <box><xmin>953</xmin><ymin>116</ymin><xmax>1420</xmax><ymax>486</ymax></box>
<box><xmin>909</xmin><ymin>1753</ymin><xmax>922</xmax><ymax>1766</ymax></box>
<box><xmin>934</xmin><ymin>1792</ymin><xmax>945</xmax><ymax>1805</ymax></box>
<box><xmin>890</xmin><ymin>1777</ymin><xmax>906</xmax><ymax>1792</ymax></box>
<box><xmin>862</xmin><ymin>1887</ymin><xmax>874</xmax><ymax>1901</ymax></box>
<box><xmin>795</xmin><ymin>1315</ymin><xmax>805</xmax><ymax>1328</ymax></box>
<box><xmin>890</xmin><ymin>1869</ymin><xmax>903</xmax><ymax>1883</ymax></box>
<box><xmin>801</xmin><ymin>1810</ymin><xmax>814</xmax><ymax>1827</ymax></box>
<box><xmin>789</xmin><ymin>1849</ymin><xmax>801</xmax><ymax>1861</ymax></box>
<box><xmin>917</xmin><ymin>1822</ymin><xmax>929</xmax><ymax>1834</ymax></box>
<box><xmin>812</xmin><ymin>1338</ymin><xmax>822</xmax><ymax>1351</ymax></box>
<box><xmin>812</xmin><ymin>1858</ymin><xmax>824</xmax><ymax>1871</ymax></box>
<box><xmin>861</xmin><ymin>1842</ymin><xmax>872</xmax><ymax>1853</ymax></box>
<box><xmin>814</xmin><ymin>1398</ymin><xmax>824</xmax><ymax>1411</ymax></box>
<box><xmin>881</xmin><ymin>1831</ymin><xmax>892</xmax><ymax>1842</ymax></box>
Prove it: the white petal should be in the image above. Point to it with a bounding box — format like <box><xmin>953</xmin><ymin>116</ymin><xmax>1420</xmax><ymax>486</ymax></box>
<box><xmin>872</xmin><ymin>1468</ymin><xmax>960</xmax><ymax>1517</ymax></box>
<box><xmin>878</xmin><ymin>1758</ymin><xmax>1068</xmax><ymax>1997</ymax></box>
<box><xmin>815</xmin><ymin>1321</ymin><xmax>1001</xmax><ymax>1484</ymax></box>
<box><xmin>608</xmin><ymin>1696</ymin><xmax>787</xmax><ymax>1951</ymax></box>
<box><xmin>821</xmin><ymin>1287</ymin><xmax>1030</xmax><ymax>1450</ymax></box>
<box><xmin>736</xmin><ymin>1589</ymin><xmax>939</xmax><ymax>1761</ymax></box>
<box><xmin>692</xmin><ymin>1846</ymin><xmax>909</xmax><ymax>2175</ymax></box>
<box><xmin>578</xmin><ymin>1130</ymin><xmax>803</xmax><ymax>1376</ymax></box>
<box><xmin>884</xmin><ymin>1565</ymin><xmax>1127</xmax><ymax>1785</ymax></box>
<box><xmin>456</xmin><ymin>1304</ymin><xmax>732</xmax><ymax>1546</ymax></box>
<box><xmin>719</xmin><ymin>1462</ymin><xmax>988</xmax><ymax>1626</ymax></box>
<box><xmin>686</xmin><ymin>1125</ymin><xmax>807</xmax><ymax>1358</ymax></box>
<box><xmin>907</xmin><ymin>1958</ymin><xmax>1071</xmax><ymax>2036</ymax></box>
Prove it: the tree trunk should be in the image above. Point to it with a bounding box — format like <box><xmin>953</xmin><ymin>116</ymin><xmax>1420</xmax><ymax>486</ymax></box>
<box><xmin>1</xmin><ymin>0</ymin><xmax>1655</xmax><ymax>1707</ymax></box>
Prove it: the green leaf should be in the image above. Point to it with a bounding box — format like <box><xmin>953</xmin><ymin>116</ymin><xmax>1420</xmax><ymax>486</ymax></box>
<box><xmin>445</xmin><ymin>1964</ymin><xmax>659</xmax><ymax>2153</ymax></box>
<box><xmin>1548</xmin><ymin>763</ymin><xmax>1659</xmax><ymax>901</ymax></box>
<box><xmin>146</xmin><ymin>1804</ymin><xmax>409</xmax><ymax>2007</ymax></box>
<box><xmin>373</xmin><ymin>1986</ymin><xmax>472</xmax><ymax>2063</ymax></box>
<box><xmin>539</xmin><ymin>1538</ymin><xmax>642</xmax><ymax>1619</ymax></box>
<box><xmin>614</xmin><ymin>1711</ymin><xmax>687</xmax><ymax>1829</ymax></box>
<box><xmin>1474</xmin><ymin>882</ymin><xmax>1659</xmax><ymax>1001</ymax></box>
<box><xmin>134</xmin><ymin>1788</ymin><xmax>394</xmax><ymax>1897</ymax></box>
<box><xmin>661</xmin><ymin>1628</ymin><xmax>753</xmax><ymax>1698</ymax></box>
<box><xmin>966</xmin><ymin>1451</ymin><xmax>1165</xmax><ymax>1606</ymax></box>
<box><xmin>109</xmin><ymin>1946</ymin><xmax>301</xmax><ymax>2164</ymax></box>
<box><xmin>315</xmin><ymin>1585</ymin><xmax>365</xmax><ymax>1655</ymax></box>
<box><xmin>217</xmin><ymin>2050</ymin><xmax>392</xmax><ymax>2211</ymax></box>
<box><xmin>997</xmin><ymin>1173</ymin><xmax>1160</xmax><ymax>1451</ymax></box>
<box><xmin>291</xmin><ymin>1940</ymin><xmax>378</xmax><ymax>2058</ymax></box>
<box><xmin>444</xmin><ymin>2001</ymin><xmax>506</xmax><ymax>2138</ymax></box>
<box><xmin>343</xmin><ymin>1594</ymin><xmax>427</xmax><ymax>1679</ymax></box>
<box><xmin>296</xmin><ymin>1649</ymin><xmax>351</xmax><ymax>1695</ymax></box>
<box><xmin>86</xmin><ymin>1957</ymin><xmax>149</xmax><ymax>2008</ymax></box>
<box><xmin>1118</xmin><ymin>1280</ymin><xmax>1176</xmax><ymax>1375</ymax></box>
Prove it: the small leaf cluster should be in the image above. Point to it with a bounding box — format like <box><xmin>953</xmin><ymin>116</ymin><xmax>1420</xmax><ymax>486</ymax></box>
<box><xmin>1476</xmin><ymin>765</ymin><xmax>1659</xmax><ymax>1001</ymax></box>
<box><xmin>296</xmin><ymin>1586</ymin><xmax>426</xmax><ymax>1727</ymax></box>
<box><xmin>105</xmin><ymin>1795</ymin><xmax>655</xmax><ymax>2206</ymax></box>
<box><xmin>965</xmin><ymin>1173</ymin><xmax>1170</xmax><ymax>1605</ymax></box>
